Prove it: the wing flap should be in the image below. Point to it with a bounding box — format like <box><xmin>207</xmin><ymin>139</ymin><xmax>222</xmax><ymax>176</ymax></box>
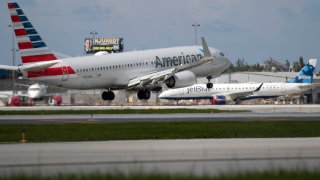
<box><xmin>128</xmin><ymin>68</ymin><xmax>176</xmax><ymax>87</ymax></box>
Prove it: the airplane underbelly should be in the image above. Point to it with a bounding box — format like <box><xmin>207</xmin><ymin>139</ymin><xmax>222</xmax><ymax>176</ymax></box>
<box><xmin>192</xmin><ymin>62</ymin><xmax>213</xmax><ymax>77</ymax></box>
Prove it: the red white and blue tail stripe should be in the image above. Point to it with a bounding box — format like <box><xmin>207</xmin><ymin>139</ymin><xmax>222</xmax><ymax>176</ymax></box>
<box><xmin>8</xmin><ymin>2</ymin><xmax>58</xmax><ymax>64</ymax></box>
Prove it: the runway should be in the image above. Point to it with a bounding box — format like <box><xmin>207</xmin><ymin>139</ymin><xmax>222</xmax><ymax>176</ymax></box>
<box><xmin>2</xmin><ymin>104</ymin><xmax>320</xmax><ymax>113</ymax></box>
<box><xmin>1</xmin><ymin>104</ymin><xmax>320</xmax><ymax>124</ymax></box>
<box><xmin>1</xmin><ymin>138</ymin><xmax>320</xmax><ymax>176</ymax></box>
<box><xmin>1</xmin><ymin>113</ymin><xmax>320</xmax><ymax>124</ymax></box>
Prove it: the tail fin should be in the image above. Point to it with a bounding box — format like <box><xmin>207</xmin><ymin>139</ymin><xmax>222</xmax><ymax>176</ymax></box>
<box><xmin>8</xmin><ymin>2</ymin><xmax>58</xmax><ymax>64</ymax></box>
<box><xmin>287</xmin><ymin>59</ymin><xmax>317</xmax><ymax>83</ymax></box>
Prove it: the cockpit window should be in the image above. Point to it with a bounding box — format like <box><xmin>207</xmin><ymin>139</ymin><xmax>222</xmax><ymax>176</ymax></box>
<box><xmin>220</xmin><ymin>52</ymin><xmax>224</xmax><ymax>57</ymax></box>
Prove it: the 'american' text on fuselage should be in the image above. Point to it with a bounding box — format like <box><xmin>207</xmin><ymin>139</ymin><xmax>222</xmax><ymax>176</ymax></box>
<box><xmin>155</xmin><ymin>53</ymin><xmax>202</xmax><ymax>68</ymax></box>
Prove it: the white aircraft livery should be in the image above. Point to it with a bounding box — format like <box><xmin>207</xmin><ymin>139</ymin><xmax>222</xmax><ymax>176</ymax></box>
<box><xmin>159</xmin><ymin>59</ymin><xmax>318</xmax><ymax>105</ymax></box>
<box><xmin>0</xmin><ymin>2</ymin><xmax>231</xmax><ymax>101</ymax></box>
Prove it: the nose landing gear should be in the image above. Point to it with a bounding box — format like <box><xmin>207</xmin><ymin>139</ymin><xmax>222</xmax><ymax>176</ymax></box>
<box><xmin>206</xmin><ymin>76</ymin><xmax>213</xmax><ymax>89</ymax></box>
<box><xmin>102</xmin><ymin>90</ymin><xmax>115</xmax><ymax>101</ymax></box>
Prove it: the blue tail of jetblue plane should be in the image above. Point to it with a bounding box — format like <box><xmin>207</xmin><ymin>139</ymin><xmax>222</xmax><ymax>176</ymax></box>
<box><xmin>287</xmin><ymin>59</ymin><xmax>317</xmax><ymax>83</ymax></box>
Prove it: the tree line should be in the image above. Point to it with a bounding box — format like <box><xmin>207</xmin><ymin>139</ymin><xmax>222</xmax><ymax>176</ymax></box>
<box><xmin>228</xmin><ymin>56</ymin><xmax>305</xmax><ymax>72</ymax></box>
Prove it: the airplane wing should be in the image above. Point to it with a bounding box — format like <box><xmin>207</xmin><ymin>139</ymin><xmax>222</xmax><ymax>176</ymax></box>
<box><xmin>0</xmin><ymin>92</ymin><xmax>12</xmax><ymax>98</ymax></box>
<box><xmin>214</xmin><ymin>83</ymin><xmax>263</xmax><ymax>100</ymax></box>
<box><xmin>0</xmin><ymin>92</ymin><xmax>28</xmax><ymax>98</ymax></box>
<box><xmin>127</xmin><ymin>37</ymin><xmax>213</xmax><ymax>88</ymax></box>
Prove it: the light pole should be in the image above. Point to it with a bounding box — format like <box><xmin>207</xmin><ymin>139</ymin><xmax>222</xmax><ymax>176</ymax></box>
<box><xmin>192</xmin><ymin>23</ymin><xmax>200</xmax><ymax>45</ymax></box>
<box><xmin>9</xmin><ymin>25</ymin><xmax>16</xmax><ymax>93</ymax></box>
<box><xmin>90</xmin><ymin>31</ymin><xmax>98</xmax><ymax>53</ymax></box>
<box><xmin>90</xmin><ymin>31</ymin><xmax>98</xmax><ymax>103</ymax></box>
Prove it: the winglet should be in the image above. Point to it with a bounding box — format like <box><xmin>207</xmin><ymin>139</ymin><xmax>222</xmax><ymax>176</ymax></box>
<box><xmin>201</xmin><ymin>37</ymin><xmax>212</xmax><ymax>58</ymax></box>
<box><xmin>254</xmin><ymin>83</ymin><xmax>263</xmax><ymax>92</ymax></box>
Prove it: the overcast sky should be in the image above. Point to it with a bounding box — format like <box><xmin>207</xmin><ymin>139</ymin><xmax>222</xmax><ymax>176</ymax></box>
<box><xmin>1</xmin><ymin>0</ymin><xmax>320</xmax><ymax>68</ymax></box>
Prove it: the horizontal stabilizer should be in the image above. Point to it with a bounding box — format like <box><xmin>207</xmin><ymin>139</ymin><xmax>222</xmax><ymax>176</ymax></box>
<box><xmin>19</xmin><ymin>60</ymin><xmax>61</xmax><ymax>72</ymax></box>
<box><xmin>299</xmin><ymin>83</ymin><xmax>319</xmax><ymax>90</ymax></box>
<box><xmin>0</xmin><ymin>65</ymin><xmax>19</xmax><ymax>71</ymax></box>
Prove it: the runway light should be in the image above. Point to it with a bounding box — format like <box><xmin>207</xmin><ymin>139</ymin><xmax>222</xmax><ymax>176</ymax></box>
<box><xmin>20</xmin><ymin>129</ymin><xmax>27</xmax><ymax>143</ymax></box>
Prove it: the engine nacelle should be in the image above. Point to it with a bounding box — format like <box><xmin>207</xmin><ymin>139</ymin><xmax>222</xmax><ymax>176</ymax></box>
<box><xmin>165</xmin><ymin>71</ymin><xmax>196</xmax><ymax>88</ymax></box>
<box><xmin>10</xmin><ymin>96</ymin><xmax>21</xmax><ymax>106</ymax></box>
<box><xmin>48</xmin><ymin>95</ymin><xmax>62</xmax><ymax>106</ymax></box>
<box><xmin>211</xmin><ymin>95</ymin><xmax>226</xmax><ymax>105</ymax></box>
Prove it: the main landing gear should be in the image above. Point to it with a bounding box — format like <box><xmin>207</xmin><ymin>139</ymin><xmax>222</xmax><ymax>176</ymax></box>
<box><xmin>102</xmin><ymin>90</ymin><xmax>115</xmax><ymax>101</ymax></box>
<box><xmin>137</xmin><ymin>90</ymin><xmax>151</xmax><ymax>100</ymax></box>
<box><xmin>206</xmin><ymin>76</ymin><xmax>213</xmax><ymax>89</ymax></box>
<box><xmin>101</xmin><ymin>89</ymin><xmax>151</xmax><ymax>101</ymax></box>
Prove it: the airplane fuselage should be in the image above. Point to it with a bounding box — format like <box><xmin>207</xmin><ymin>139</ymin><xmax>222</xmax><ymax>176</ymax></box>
<box><xmin>159</xmin><ymin>83</ymin><xmax>310</xmax><ymax>100</ymax></box>
<box><xmin>22</xmin><ymin>46</ymin><xmax>230</xmax><ymax>90</ymax></box>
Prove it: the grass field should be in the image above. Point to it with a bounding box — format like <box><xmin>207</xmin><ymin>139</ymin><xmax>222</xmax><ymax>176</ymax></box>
<box><xmin>1</xmin><ymin>121</ymin><xmax>320</xmax><ymax>143</ymax></box>
<box><xmin>2</xmin><ymin>169</ymin><xmax>320</xmax><ymax>180</ymax></box>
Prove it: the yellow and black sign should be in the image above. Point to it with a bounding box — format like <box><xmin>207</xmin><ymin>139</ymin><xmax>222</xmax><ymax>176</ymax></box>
<box><xmin>84</xmin><ymin>38</ymin><xmax>124</xmax><ymax>54</ymax></box>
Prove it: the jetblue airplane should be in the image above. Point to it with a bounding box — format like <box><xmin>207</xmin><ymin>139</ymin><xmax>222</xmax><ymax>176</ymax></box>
<box><xmin>159</xmin><ymin>59</ymin><xmax>318</xmax><ymax>104</ymax></box>
<box><xmin>0</xmin><ymin>2</ymin><xmax>230</xmax><ymax>101</ymax></box>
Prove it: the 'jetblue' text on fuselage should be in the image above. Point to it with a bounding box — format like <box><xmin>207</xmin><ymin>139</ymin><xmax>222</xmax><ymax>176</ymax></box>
<box><xmin>187</xmin><ymin>86</ymin><xmax>210</xmax><ymax>94</ymax></box>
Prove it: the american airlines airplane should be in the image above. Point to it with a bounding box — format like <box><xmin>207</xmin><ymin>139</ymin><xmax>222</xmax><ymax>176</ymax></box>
<box><xmin>159</xmin><ymin>59</ymin><xmax>318</xmax><ymax>105</ymax></box>
<box><xmin>0</xmin><ymin>2</ymin><xmax>230</xmax><ymax>101</ymax></box>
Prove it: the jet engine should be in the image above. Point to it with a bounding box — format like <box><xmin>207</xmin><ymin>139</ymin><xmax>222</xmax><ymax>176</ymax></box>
<box><xmin>165</xmin><ymin>71</ymin><xmax>197</xmax><ymax>88</ymax></box>
<box><xmin>48</xmin><ymin>95</ymin><xmax>62</xmax><ymax>106</ymax></box>
<box><xmin>10</xmin><ymin>96</ymin><xmax>21</xmax><ymax>106</ymax></box>
<box><xmin>210</xmin><ymin>95</ymin><xmax>227</xmax><ymax>105</ymax></box>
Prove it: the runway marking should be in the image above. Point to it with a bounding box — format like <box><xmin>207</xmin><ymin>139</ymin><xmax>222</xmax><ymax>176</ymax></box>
<box><xmin>1</xmin><ymin>156</ymin><xmax>320</xmax><ymax>168</ymax></box>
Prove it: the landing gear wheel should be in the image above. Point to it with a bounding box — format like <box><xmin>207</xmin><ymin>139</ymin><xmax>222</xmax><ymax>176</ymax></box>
<box><xmin>137</xmin><ymin>90</ymin><xmax>151</xmax><ymax>100</ymax></box>
<box><xmin>206</xmin><ymin>75</ymin><xmax>213</xmax><ymax>89</ymax></box>
<box><xmin>102</xmin><ymin>91</ymin><xmax>115</xmax><ymax>101</ymax></box>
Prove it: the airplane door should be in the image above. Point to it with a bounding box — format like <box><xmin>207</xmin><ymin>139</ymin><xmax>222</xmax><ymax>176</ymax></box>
<box><xmin>62</xmin><ymin>66</ymin><xmax>69</xmax><ymax>81</ymax></box>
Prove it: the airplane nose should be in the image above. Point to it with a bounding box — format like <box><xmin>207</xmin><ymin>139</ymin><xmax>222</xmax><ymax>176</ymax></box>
<box><xmin>159</xmin><ymin>91</ymin><xmax>171</xmax><ymax>99</ymax></box>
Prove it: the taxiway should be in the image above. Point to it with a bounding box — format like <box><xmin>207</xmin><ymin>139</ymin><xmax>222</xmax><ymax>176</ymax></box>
<box><xmin>1</xmin><ymin>138</ymin><xmax>320</xmax><ymax>176</ymax></box>
<box><xmin>1</xmin><ymin>104</ymin><xmax>320</xmax><ymax>124</ymax></box>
